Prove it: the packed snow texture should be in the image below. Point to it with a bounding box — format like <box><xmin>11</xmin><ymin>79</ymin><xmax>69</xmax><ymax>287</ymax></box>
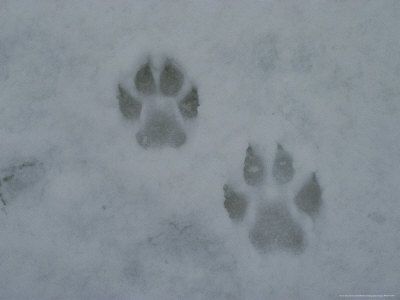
<box><xmin>1</xmin><ymin>1</ymin><xmax>400</xmax><ymax>299</ymax></box>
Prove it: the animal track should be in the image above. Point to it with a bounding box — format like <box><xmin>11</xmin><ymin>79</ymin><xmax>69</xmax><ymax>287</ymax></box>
<box><xmin>117</xmin><ymin>58</ymin><xmax>199</xmax><ymax>148</ymax></box>
<box><xmin>224</xmin><ymin>144</ymin><xmax>322</xmax><ymax>254</ymax></box>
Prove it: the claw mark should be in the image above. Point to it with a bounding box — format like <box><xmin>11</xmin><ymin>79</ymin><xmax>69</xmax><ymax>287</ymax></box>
<box><xmin>19</xmin><ymin>162</ymin><xmax>36</xmax><ymax>168</ymax></box>
<box><xmin>168</xmin><ymin>221</ymin><xmax>193</xmax><ymax>234</ymax></box>
<box><xmin>273</xmin><ymin>144</ymin><xmax>294</xmax><ymax>185</ymax></box>
<box><xmin>0</xmin><ymin>160</ymin><xmax>44</xmax><ymax>208</ymax></box>
<box><xmin>179</xmin><ymin>87</ymin><xmax>199</xmax><ymax>119</ymax></box>
<box><xmin>2</xmin><ymin>174</ymin><xmax>14</xmax><ymax>182</ymax></box>
<box><xmin>243</xmin><ymin>145</ymin><xmax>265</xmax><ymax>186</ymax></box>
<box><xmin>223</xmin><ymin>184</ymin><xmax>247</xmax><ymax>221</ymax></box>
<box><xmin>135</xmin><ymin>62</ymin><xmax>156</xmax><ymax>95</ymax></box>
<box><xmin>294</xmin><ymin>172</ymin><xmax>322</xmax><ymax>218</ymax></box>
<box><xmin>117</xmin><ymin>85</ymin><xmax>142</xmax><ymax>119</ymax></box>
<box><xmin>0</xmin><ymin>191</ymin><xmax>5</xmax><ymax>206</ymax></box>
<box><xmin>1</xmin><ymin>172</ymin><xmax>7</xmax><ymax>207</ymax></box>
<box><xmin>160</xmin><ymin>61</ymin><xmax>184</xmax><ymax>96</ymax></box>
<box><xmin>0</xmin><ymin>181</ymin><xmax>6</xmax><ymax>207</ymax></box>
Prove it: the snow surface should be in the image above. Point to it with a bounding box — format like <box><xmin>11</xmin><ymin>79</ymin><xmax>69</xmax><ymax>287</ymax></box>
<box><xmin>1</xmin><ymin>0</ymin><xmax>400</xmax><ymax>299</ymax></box>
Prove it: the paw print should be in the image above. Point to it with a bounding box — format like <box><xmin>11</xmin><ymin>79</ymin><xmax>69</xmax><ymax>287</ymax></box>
<box><xmin>117</xmin><ymin>58</ymin><xmax>199</xmax><ymax>148</ymax></box>
<box><xmin>223</xmin><ymin>144</ymin><xmax>322</xmax><ymax>254</ymax></box>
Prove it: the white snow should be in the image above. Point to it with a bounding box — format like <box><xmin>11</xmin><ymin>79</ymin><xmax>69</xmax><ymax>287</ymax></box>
<box><xmin>1</xmin><ymin>0</ymin><xmax>400</xmax><ymax>299</ymax></box>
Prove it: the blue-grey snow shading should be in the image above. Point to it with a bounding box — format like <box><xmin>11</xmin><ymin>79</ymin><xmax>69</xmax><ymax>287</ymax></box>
<box><xmin>0</xmin><ymin>1</ymin><xmax>400</xmax><ymax>299</ymax></box>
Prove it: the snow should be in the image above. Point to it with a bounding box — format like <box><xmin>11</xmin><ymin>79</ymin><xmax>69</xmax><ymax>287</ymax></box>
<box><xmin>1</xmin><ymin>0</ymin><xmax>400</xmax><ymax>299</ymax></box>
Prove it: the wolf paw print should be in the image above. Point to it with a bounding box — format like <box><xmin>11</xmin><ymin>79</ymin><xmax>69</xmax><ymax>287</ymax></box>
<box><xmin>117</xmin><ymin>58</ymin><xmax>199</xmax><ymax>149</ymax></box>
<box><xmin>223</xmin><ymin>144</ymin><xmax>322</xmax><ymax>254</ymax></box>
